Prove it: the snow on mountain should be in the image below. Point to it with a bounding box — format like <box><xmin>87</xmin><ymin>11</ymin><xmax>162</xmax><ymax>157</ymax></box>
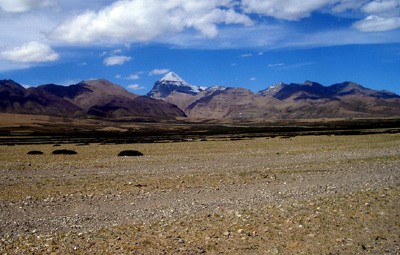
<box><xmin>148</xmin><ymin>72</ymin><xmax>204</xmax><ymax>99</ymax></box>
<box><xmin>257</xmin><ymin>82</ymin><xmax>286</xmax><ymax>96</ymax></box>
<box><xmin>160</xmin><ymin>72</ymin><xmax>188</xmax><ymax>85</ymax></box>
<box><xmin>161</xmin><ymin>72</ymin><xmax>203</xmax><ymax>93</ymax></box>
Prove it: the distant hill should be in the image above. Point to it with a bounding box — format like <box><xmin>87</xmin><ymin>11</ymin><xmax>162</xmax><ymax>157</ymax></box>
<box><xmin>0</xmin><ymin>79</ymin><xmax>186</xmax><ymax>120</ymax></box>
<box><xmin>0</xmin><ymin>79</ymin><xmax>82</xmax><ymax>117</ymax></box>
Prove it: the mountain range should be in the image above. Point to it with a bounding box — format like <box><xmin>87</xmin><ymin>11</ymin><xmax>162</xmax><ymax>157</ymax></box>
<box><xmin>1</xmin><ymin>72</ymin><xmax>400</xmax><ymax>121</ymax></box>
<box><xmin>147</xmin><ymin>72</ymin><xmax>400</xmax><ymax>120</ymax></box>
<box><xmin>0</xmin><ymin>79</ymin><xmax>185</xmax><ymax>120</ymax></box>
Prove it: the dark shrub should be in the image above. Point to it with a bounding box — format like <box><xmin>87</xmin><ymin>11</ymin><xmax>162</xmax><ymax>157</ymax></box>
<box><xmin>27</xmin><ymin>150</ymin><xmax>44</xmax><ymax>155</ymax></box>
<box><xmin>52</xmin><ymin>149</ymin><xmax>78</xmax><ymax>155</ymax></box>
<box><xmin>118</xmin><ymin>150</ymin><xmax>143</xmax><ymax>157</ymax></box>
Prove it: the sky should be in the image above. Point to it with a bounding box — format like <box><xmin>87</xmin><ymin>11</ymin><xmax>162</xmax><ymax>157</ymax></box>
<box><xmin>0</xmin><ymin>0</ymin><xmax>399</xmax><ymax>95</ymax></box>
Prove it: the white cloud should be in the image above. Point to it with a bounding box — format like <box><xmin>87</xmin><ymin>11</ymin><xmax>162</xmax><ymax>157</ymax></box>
<box><xmin>126</xmin><ymin>74</ymin><xmax>140</xmax><ymax>80</ymax></box>
<box><xmin>0</xmin><ymin>11</ymin><xmax>58</xmax><ymax>50</ymax></box>
<box><xmin>282</xmin><ymin>61</ymin><xmax>318</xmax><ymax>69</ymax></box>
<box><xmin>250</xmin><ymin>77</ymin><xmax>256</xmax><ymax>81</ymax></box>
<box><xmin>353</xmin><ymin>15</ymin><xmax>400</xmax><ymax>31</ymax></box>
<box><xmin>127</xmin><ymin>84</ymin><xmax>145</xmax><ymax>91</ymax></box>
<box><xmin>103</xmin><ymin>55</ymin><xmax>132</xmax><ymax>66</ymax></box>
<box><xmin>241</xmin><ymin>0</ymin><xmax>333</xmax><ymax>21</ymax></box>
<box><xmin>0</xmin><ymin>0</ymin><xmax>55</xmax><ymax>13</ymax></box>
<box><xmin>331</xmin><ymin>0</ymin><xmax>369</xmax><ymax>13</ymax></box>
<box><xmin>268</xmin><ymin>63</ymin><xmax>285</xmax><ymax>67</ymax></box>
<box><xmin>241</xmin><ymin>53</ymin><xmax>253</xmax><ymax>57</ymax></box>
<box><xmin>351</xmin><ymin>0</ymin><xmax>400</xmax><ymax>32</ymax></box>
<box><xmin>241</xmin><ymin>0</ymin><xmax>400</xmax><ymax>33</ymax></box>
<box><xmin>112</xmin><ymin>49</ymin><xmax>122</xmax><ymax>54</ymax></box>
<box><xmin>362</xmin><ymin>0</ymin><xmax>400</xmax><ymax>15</ymax></box>
<box><xmin>51</xmin><ymin>0</ymin><xmax>253</xmax><ymax>44</ymax></box>
<box><xmin>149</xmin><ymin>68</ymin><xmax>170</xmax><ymax>76</ymax></box>
<box><xmin>0</xmin><ymin>41</ymin><xmax>59</xmax><ymax>63</ymax></box>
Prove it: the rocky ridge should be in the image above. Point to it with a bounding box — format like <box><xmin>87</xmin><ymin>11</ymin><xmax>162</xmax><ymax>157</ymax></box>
<box><xmin>148</xmin><ymin>73</ymin><xmax>400</xmax><ymax>120</ymax></box>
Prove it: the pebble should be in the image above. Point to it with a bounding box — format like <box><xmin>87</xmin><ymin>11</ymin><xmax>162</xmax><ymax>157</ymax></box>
<box><xmin>270</xmin><ymin>248</ymin><xmax>279</xmax><ymax>254</ymax></box>
<box><xmin>1</xmin><ymin>135</ymin><xmax>398</xmax><ymax>254</ymax></box>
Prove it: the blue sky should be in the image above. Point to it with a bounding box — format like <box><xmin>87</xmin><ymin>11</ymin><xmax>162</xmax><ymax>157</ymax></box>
<box><xmin>0</xmin><ymin>0</ymin><xmax>399</xmax><ymax>95</ymax></box>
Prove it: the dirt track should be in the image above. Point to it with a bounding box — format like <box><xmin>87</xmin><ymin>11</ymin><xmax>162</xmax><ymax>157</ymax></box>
<box><xmin>1</xmin><ymin>134</ymin><xmax>399</xmax><ymax>254</ymax></box>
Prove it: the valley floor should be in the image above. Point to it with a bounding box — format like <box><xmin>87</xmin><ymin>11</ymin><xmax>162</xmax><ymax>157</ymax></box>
<box><xmin>0</xmin><ymin>134</ymin><xmax>399</xmax><ymax>254</ymax></box>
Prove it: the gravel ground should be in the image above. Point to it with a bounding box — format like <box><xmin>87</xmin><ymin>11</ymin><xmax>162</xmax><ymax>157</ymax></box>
<box><xmin>0</xmin><ymin>134</ymin><xmax>399</xmax><ymax>254</ymax></box>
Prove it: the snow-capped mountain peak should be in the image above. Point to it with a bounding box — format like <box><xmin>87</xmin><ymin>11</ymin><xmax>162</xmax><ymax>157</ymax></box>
<box><xmin>159</xmin><ymin>72</ymin><xmax>202</xmax><ymax>93</ymax></box>
<box><xmin>160</xmin><ymin>72</ymin><xmax>189</xmax><ymax>86</ymax></box>
<box><xmin>148</xmin><ymin>72</ymin><xmax>204</xmax><ymax>99</ymax></box>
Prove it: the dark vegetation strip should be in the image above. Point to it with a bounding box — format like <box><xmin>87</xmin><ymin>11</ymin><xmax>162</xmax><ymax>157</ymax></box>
<box><xmin>0</xmin><ymin>118</ymin><xmax>399</xmax><ymax>145</ymax></box>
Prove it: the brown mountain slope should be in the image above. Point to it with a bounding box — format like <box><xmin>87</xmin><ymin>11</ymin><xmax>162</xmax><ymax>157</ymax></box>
<box><xmin>148</xmin><ymin>74</ymin><xmax>400</xmax><ymax>120</ymax></box>
<box><xmin>259</xmin><ymin>81</ymin><xmax>400</xmax><ymax>119</ymax></box>
<box><xmin>0</xmin><ymin>80</ymin><xmax>82</xmax><ymax>117</ymax></box>
<box><xmin>186</xmin><ymin>87</ymin><xmax>281</xmax><ymax>120</ymax></box>
<box><xmin>1</xmin><ymin>79</ymin><xmax>186</xmax><ymax>120</ymax></box>
<box><xmin>2</xmin><ymin>76</ymin><xmax>399</xmax><ymax>121</ymax></box>
<box><xmin>74</xmin><ymin>80</ymin><xmax>185</xmax><ymax>119</ymax></box>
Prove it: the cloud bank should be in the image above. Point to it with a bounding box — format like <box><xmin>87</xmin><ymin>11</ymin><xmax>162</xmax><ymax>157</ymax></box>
<box><xmin>51</xmin><ymin>0</ymin><xmax>253</xmax><ymax>44</ymax></box>
<box><xmin>0</xmin><ymin>41</ymin><xmax>59</xmax><ymax>63</ymax></box>
<box><xmin>241</xmin><ymin>0</ymin><xmax>332</xmax><ymax>21</ymax></box>
<box><xmin>149</xmin><ymin>69</ymin><xmax>170</xmax><ymax>76</ymax></box>
<box><xmin>47</xmin><ymin>0</ymin><xmax>400</xmax><ymax>48</ymax></box>
<box><xmin>127</xmin><ymin>84</ymin><xmax>145</xmax><ymax>91</ymax></box>
<box><xmin>103</xmin><ymin>55</ymin><xmax>132</xmax><ymax>66</ymax></box>
<box><xmin>0</xmin><ymin>0</ymin><xmax>400</xmax><ymax>71</ymax></box>
<box><xmin>0</xmin><ymin>0</ymin><xmax>55</xmax><ymax>13</ymax></box>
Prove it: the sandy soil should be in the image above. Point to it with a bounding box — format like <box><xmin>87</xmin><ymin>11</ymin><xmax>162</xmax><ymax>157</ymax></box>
<box><xmin>0</xmin><ymin>134</ymin><xmax>399</xmax><ymax>254</ymax></box>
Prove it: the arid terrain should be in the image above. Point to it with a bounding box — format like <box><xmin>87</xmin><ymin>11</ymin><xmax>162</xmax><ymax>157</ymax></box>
<box><xmin>0</xmin><ymin>132</ymin><xmax>399</xmax><ymax>254</ymax></box>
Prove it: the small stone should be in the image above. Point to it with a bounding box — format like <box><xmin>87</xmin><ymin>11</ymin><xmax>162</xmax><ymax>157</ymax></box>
<box><xmin>237</xmin><ymin>229</ymin><xmax>245</xmax><ymax>234</ymax></box>
<box><xmin>270</xmin><ymin>248</ymin><xmax>279</xmax><ymax>254</ymax></box>
<box><xmin>223</xmin><ymin>231</ymin><xmax>230</xmax><ymax>236</ymax></box>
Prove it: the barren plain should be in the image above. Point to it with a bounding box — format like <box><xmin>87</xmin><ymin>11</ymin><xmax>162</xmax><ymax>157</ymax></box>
<box><xmin>0</xmin><ymin>133</ymin><xmax>399</xmax><ymax>254</ymax></box>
